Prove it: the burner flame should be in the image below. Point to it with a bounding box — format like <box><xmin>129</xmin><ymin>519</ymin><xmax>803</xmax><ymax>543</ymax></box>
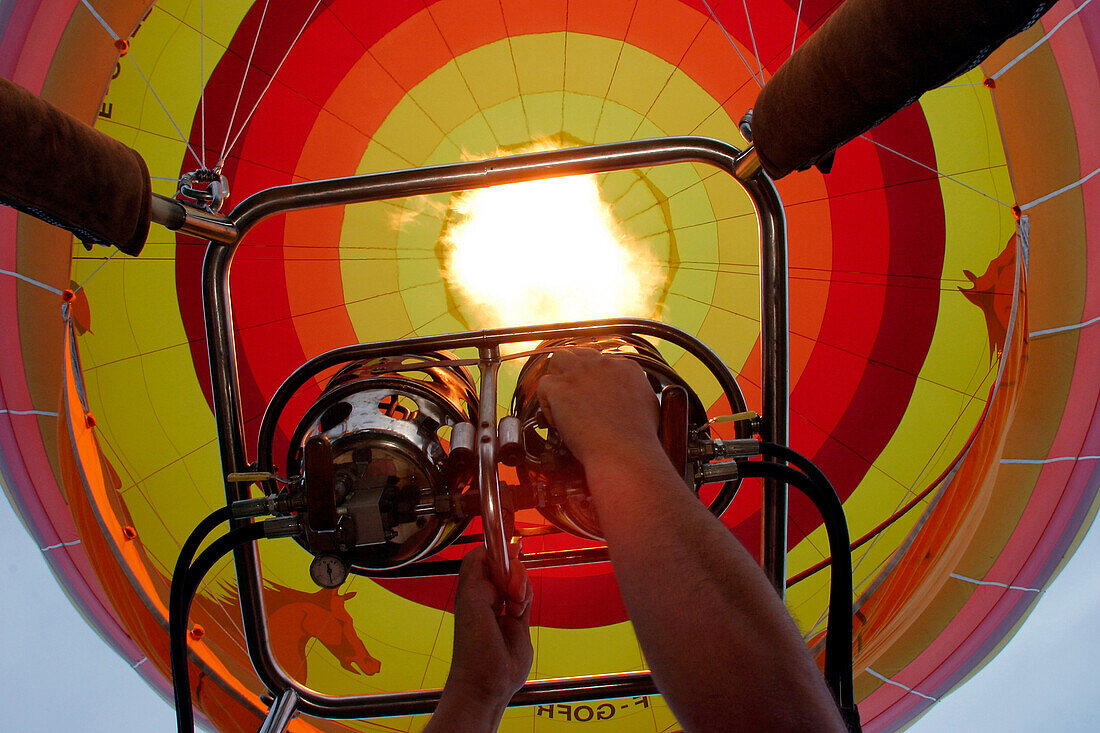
<box><xmin>443</xmin><ymin>170</ymin><xmax>661</xmax><ymax>329</ymax></box>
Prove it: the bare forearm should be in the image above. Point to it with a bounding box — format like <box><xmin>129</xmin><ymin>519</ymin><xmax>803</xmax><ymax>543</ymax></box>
<box><xmin>423</xmin><ymin>546</ymin><xmax>533</xmax><ymax>733</ymax></box>
<box><xmin>586</xmin><ymin>445</ymin><xmax>845</xmax><ymax>733</ymax></box>
<box><xmin>533</xmin><ymin>350</ymin><xmax>845</xmax><ymax>730</ymax></box>
<box><xmin>422</xmin><ymin>683</ymin><xmax>506</xmax><ymax>733</ymax></box>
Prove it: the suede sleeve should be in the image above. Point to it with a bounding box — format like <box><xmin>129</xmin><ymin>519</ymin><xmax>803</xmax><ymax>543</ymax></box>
<box><xmin>752</xmin><ymin>0</ymin><xmax>1056</xmax><ymax>179</ymax></box>
<box><xmin>0</xmin><ymin>75</ymin><xmax>150</xmax><ymax>255</ymax></box>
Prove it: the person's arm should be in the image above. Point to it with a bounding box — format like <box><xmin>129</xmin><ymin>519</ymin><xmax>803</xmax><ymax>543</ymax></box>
<box><xmin>423</xmin><ymin>544</ymin><xmax>533</xmax><ymax>733</ymax></box>
<box><xmin>537</xmin><ymin>349</ymin><xmax>846</xmax><ymax>733</ymax></box>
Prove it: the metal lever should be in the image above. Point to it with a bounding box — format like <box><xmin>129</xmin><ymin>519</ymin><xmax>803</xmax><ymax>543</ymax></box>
<box><xmin>658</xmin><ymin>384</ymin><xmax>690</xmax><ymax>484</ymax></box>
<box><xmin>303</xmin><ymin>435</ymin><xmax>339</xmax><ymax>534</ymax></box>
<box><xmin>477</xmin><ymin>347</ymin><xmax>512</xmax><ymax>594</ymax></box>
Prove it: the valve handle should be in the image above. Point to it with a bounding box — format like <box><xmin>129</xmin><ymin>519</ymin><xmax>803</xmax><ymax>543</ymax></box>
<box><xmin>658</xmin><ymin>384</ymin><xmax>690</xmax><ymax>484</ymax></box>
<box><xmin>303</xmin><ymin>435</ymin><xmax>338</xmax><ymax>532</ymax></box>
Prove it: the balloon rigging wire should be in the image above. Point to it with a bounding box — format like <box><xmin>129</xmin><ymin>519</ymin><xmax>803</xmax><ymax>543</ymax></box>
<box><xmin>1002</xmin><ymin>454</ymin><xmax>1100</xmax><ymax>466</ymax></box>
<box><xmin>989</xmin><ymin>0</ymin><xmax>1094</xmax><ymax>82</ymax></box>
<box><xmin>740</xmin><ymin>0</ymin><xmax>765</xmax><ymax>83</ymax></box>
<box><xmin>74</xmin><ymin>249</ymin><xmax>120</xmax><ymax>293</ymax></box>
<box><xmin>786</xmin><ymin>346</ymin><xmax>1001</xmax><ymax>619</ymax></box>
<box><xmin>123</xmin><ymin>51</ymin><xmax>206</xmax><ymax>170</ymax></box>
<box><xmin>948</xmin><ymin>572</ymin><xmax>1043</xmax><ymax>593</ymax></box>
<box><xmin>1029</xmin><ymin>313</ymin><xmax>1100</xmax><ymax>339</ymax></box>
<box><xmin>1019</xmin><ymin>165</ymin><xmax>1100</xmax><ymax>211</ymax></box>
<box><xmin>0</xmin><ymin>269</ymin><xmax>64</xmax><ymax>295</ymax></box>
<box><xmin>200</xmin><ymin>0</ymin><xmax>206</xmax><ymax>168</ymax></box>
<box><xmin>79</xmin><ymin>0</ymin><xmax>120</xmax><ymax>41</ymax></box>
<box><xmin>789</xmin><ymin>355</ymin><xmax>1001</xmax><ymax>594</ymax></box>
<box><xmin>857</xmin><ymin>134</ymin><xmax>1013</xmax><ymax>209</ymax></box>
<box><xmin>936</xmin><ymin>81</ymin><xmax>988</xmax><ymax>89</ymax></box>
<box><xmin>862</xmin><ymin>0</ymin><xmax>1094</xmax><ymax>214</ymax></box>
<box><xmin>790</xmin><ymin>0</ymin><xmax>804</xmax><ymax>57</ymax></box>
<box><xmin>80</xmin><ymin>0</ymin><xmax>204</xmax><ymax>168</ymax></box>
<box><xmin>863</xmin><ymin>668</ymin><xmax>938</xmax><ymax>703</ymax></box>
<box><xmin>219</xmin><ymin>0</ymin><xmax>326</xmax><ymax>171</ymax></box>
<box><xmin>699</xmin><ymin>0</ymin><xmax>764</xmax><ymax>88</ymax></box>
<box><xmin>0</xmin><ymin>408</ymin><xmax>60</xmax><ymax>417</ymax></box>
<box><xmin>218</xmin><ymin>0</ymin><xmax>271</xmax><ymax>169</ymax></box>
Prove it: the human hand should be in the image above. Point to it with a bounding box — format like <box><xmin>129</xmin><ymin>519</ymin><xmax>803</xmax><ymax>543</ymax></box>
<box><xmin>443</xmin><ymin>543</ymin><xmax>534</xmax><ymax>711</ymax></box>
<box><xmin>535</xmin><ymin>349</ymin><xmax>662</xmax><ymax>468</ymax></box>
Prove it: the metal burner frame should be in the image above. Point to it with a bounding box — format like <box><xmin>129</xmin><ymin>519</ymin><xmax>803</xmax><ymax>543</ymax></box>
<box><xmin>182</xmin><ymin>136</ymin><xmax>788</xmax><ymax>725</ymax></box>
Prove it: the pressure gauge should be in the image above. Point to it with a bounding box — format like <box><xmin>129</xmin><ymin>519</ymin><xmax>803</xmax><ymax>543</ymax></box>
<box><xmin>309</xmin><ymin>553</ymin><xmax>349</xmax><ymax>588</ymax></box>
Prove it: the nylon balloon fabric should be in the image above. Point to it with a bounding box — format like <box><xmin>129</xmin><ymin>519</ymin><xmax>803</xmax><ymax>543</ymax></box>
<box><xmin>1</xmin><ymin>2</ymin><xmax>1098</xmax><ymax>731</ymax></box>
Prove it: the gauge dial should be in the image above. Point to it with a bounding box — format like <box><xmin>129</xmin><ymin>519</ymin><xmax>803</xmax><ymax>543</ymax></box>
<box><xmin>309</xmin><ymin>554</ymin><xmax>349</xmax><ymax>588</ymax></box>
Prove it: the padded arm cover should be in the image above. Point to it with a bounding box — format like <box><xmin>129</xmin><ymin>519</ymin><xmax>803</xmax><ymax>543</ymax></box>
<box><xmin>0</xmin><ymin>76</ymin><xmax>150</xmax><ymax>255</ymax></box>
<box><xmin>752</xmin><ymin>0</ymin><xmax>1057</xmax><ymax>179</ymax></box>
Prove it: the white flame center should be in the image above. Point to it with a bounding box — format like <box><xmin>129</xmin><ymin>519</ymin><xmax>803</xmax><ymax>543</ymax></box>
<box><xmin>444</xmin><ymin>174</ymin><xmax>661</xmax><ymax>328</ymax></box>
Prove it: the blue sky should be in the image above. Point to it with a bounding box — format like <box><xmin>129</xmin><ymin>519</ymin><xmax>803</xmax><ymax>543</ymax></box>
<box><xmin>2</xmin><ymin>494</ymin><xmax>1098</xmax><ymax>732</ymax></box>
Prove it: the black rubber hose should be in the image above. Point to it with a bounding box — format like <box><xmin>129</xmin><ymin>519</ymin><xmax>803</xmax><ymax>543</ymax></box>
<box><xmin>709</xmin><ymin>477</ymin><xmax>742</xmax><ymax>518</ymax></box>
<box><xmin>169</xmin><ymin>507</ymin><xmax>231</xmax><ymax>732</ymax></box>
<box><xmin>171</xmin><ymin>518</ymin><xmax>265</xmax><ymax>733</ymax></box>
<box><xmin>736</xmin><ymin>458</ymin><xmax>857</xmax><ymax>725</ymax></box>
<box><xmin>758</xmin><ymin>442</ymin><xmax>836</xmax><ymax>502</ymax></box>
<box><xmin>169</xmin><ymin>507</ymin><xmax>233</xmax><ymax>621</ymax></box>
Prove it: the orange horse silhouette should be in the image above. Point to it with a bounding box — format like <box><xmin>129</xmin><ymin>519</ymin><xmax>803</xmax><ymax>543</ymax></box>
<box><xmin>262</xmin><ymin>585</ymin><xmax>382</xmax><ymax>682</ymax></box>
<box><xmin>959</xmin><ymin>233</ymin><xmax>1019</xmax><ymax>360</ymax></box>
<box><xmin>61</xmin><ymin>318</ymin><xmax>384</xmax><ymax>730</ymax></box>
<box><xmin>198</xmin><ymin>582</ymin><xmax>383</xmax><ymax>685</ymax></box>
<box><xmin>87</xmin><ymin>437</ymin><xmax>384</xmax><ymax>685</ymax></box>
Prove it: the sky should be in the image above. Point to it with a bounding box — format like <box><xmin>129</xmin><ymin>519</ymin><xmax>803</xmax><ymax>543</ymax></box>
<box><xmin>2</xmin><ymin>493</ymin><xmax>1099</xmax><ymax>732</ymax></box>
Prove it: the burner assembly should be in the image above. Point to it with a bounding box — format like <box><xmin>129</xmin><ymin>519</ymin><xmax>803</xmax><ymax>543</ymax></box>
<box><xmin>286</xmin><ymin>354</ymin><xmax>478</xmax><ymax>580</ymax></box>
<box><xmin>248</xmin><ymin>328</ymin><xmax>752</xmax><ymax>585</ymax></box>
<box><xmin>163</xmin><ymin>138</ymin><xmax>856</xmax><ymax>728</ymax></box>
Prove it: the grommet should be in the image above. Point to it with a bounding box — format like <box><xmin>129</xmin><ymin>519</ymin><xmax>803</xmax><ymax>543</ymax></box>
<box><xmin>114</xmin><ymin>38</ymin><xmax>129</xmax><ymax>55</ymax></box>
<box><xmin>189</xmin><ymin>624</ymin><xmax>205</xmax><ymax>641</ymax></box>
<box><xmin>84</xmin><ymin>412</ymin><xmax>97</xmax><ymax>428</ymax></box>
<box><xmin>121</xmin><ymin>525</ymin><xmax>137</xmax><ymax>540</ymax></box>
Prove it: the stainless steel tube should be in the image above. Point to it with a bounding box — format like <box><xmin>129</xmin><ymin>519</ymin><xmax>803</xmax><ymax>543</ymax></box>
<box><xmin>202</xmin><ymin>240</ymin><xmax>289</xmax><ymax>693</ymax></box>
<box><xmin>227</xmin><ymin>137</ymin><xmax>750</xmax><ymax>240</ymax></box>
<box><xmin>255</xmin><ymin>318</ymin><xmax>748</xmax><ymax>481</ymax></box>
<box><xmin>257</xmin><ymin>689</ymin><xmax>300</xmax><ymax>733</ymax></box>
<box><xmin>476</xmin><ymin>346</ymin><xmax>512</xmax><ymax>590</ymax></box>
<box><xmin>200</xmin><ymin>134</ymin><xmax>789</xmax><ymax>718</ymax></box>
<box><xmin>151</xmin><ymin>193</ymin><xmax>239</xmax><ymax>242</ymax></box>
<box><xmin>742</xmin><ymin>172</ymin><xmax>790</xmax><ymax>596</ymax></box>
